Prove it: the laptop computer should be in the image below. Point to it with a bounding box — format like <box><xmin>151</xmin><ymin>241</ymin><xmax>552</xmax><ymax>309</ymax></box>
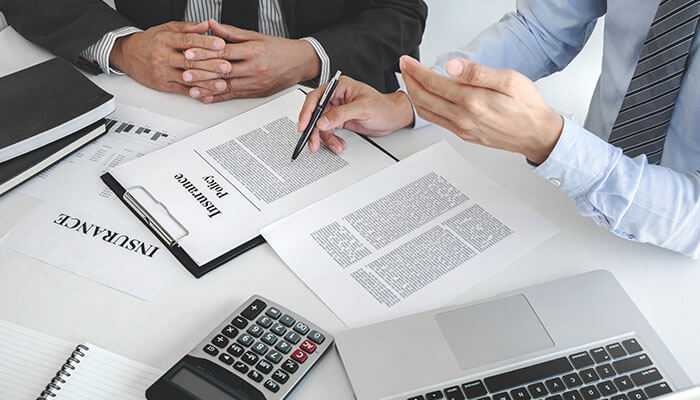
<box><xmin>657</xmin><ymin>386</ymin><xmax>700</xmax><ymax>400</ymax></box>
<box><xmin>335</xmin><ymin>270</ymin><xmax>691</xmax><ymax>400</ymax></box>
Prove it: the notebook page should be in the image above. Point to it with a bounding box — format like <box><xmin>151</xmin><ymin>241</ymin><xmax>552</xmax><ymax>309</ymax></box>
<box><xmin>54</xmin><ymin>343</ymin><xmax>161</xmax><ymax>400</ymax></box>
<box><xmin>0</xmin><ymin>320</ymin><xmax>75</xmax><ymax>400</ymax></box>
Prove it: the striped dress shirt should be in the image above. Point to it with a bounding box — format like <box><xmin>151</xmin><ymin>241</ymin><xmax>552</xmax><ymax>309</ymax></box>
<box><xmin>81</xmin><ymin>0</ymin><xmax>330</xmax><ymax>85</ymax></box>
<box><xmin>425</xmin><ymin>0</ymin><xmax>700</xmax><ymax>257</ymax></box>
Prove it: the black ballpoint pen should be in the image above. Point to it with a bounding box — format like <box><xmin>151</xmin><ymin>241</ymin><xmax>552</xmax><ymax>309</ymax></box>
<box><xmin>292</xmin><ymin>70</ymin><xmax>342</xmax><ymax>160</ymax></box>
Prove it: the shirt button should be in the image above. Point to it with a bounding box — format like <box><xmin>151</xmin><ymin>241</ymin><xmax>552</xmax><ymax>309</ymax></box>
<box><xmin>548</xmin><ymin>177</ymin><xmax>562</xmax><ymax>187</ymax></box>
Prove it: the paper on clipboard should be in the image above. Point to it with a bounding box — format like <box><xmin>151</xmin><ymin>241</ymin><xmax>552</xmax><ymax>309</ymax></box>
<box><xmin>103</xmin><ymin>90</ymin><xmax>397</xmax><ymax>276</ymax></box>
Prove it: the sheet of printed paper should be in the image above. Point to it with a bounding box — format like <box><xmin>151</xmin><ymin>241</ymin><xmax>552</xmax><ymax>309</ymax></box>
<box><xmin>262</xmin><ymin>141</ymin><xmax>559</xmax><ymax>327</ymax></box>
<box><xmin>108</xmin><ymin>90</ymin><xmax>396</xmax><ymax>266</ymax></box>
<box><xmin>1</xmin><ymin>200</ymin><xmax>183</xmax><ymax>301</ymax></box>
<box><xmin>0</xmin><ymin>104</ymin><xmax>201</xmax><ymax>300</ymax></box>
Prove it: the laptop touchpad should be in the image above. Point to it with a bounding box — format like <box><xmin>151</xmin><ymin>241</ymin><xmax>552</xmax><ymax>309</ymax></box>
<box><xmin>435</xmin><ymin>294</ymin><xmax>554</xmax><ymax>371</ymax></box>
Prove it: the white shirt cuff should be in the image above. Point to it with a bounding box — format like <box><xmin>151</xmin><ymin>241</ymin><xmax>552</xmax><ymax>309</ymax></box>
<box><xmin>534</xmin><ymin>117</ymin><xmax>621</xmax><ymax>198</ymax></box>
<box><xmin>80</xmin><ymin>26</ymin><xmax>142</xmax><ymax>75</ymax></box>
<box><xmin>301</xmin><ymin>37</ymin><xmax>331</xmax><ymax>86</ymax></box>
<box><xmin>396</xmin><ymin>72</ymin><xmax>431</xmax><ymax>129</ymax></box>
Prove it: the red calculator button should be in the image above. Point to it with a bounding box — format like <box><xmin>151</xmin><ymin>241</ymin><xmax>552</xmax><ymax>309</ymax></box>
<box><xmin>291</xmin><ymin>349</ymin><xmax>308</xmax><ymax>364</ymax></box>
<box><xmin>300</xmin><ymin>339</ymin><xmax>317</xmax><ymax>354</ymax></box>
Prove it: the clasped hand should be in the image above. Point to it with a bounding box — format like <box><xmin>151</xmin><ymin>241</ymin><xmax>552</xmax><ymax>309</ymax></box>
<box><xmin>111</xmin><ymin>19</ymin><xmax>320</xmax><ymax>103</ymax></box>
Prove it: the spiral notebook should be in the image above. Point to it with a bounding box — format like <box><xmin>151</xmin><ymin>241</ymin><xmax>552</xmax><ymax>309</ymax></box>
<box><xmin>0</xmin><ymin>320</ymin><xmax>161</xmax><ymax>400</ymax></box>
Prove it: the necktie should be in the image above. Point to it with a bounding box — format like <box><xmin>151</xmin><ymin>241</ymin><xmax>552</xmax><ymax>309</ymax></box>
<box><xmin>608</xmin><ymin>0</ymin><xmax>700</xmax><ymax>165</ymax></box>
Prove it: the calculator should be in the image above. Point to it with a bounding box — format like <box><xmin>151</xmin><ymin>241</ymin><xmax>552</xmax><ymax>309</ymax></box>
<box><xmin>146</xmin><ymin>295</ymin><xmax>333</xmax><ymax>400</ymax></box>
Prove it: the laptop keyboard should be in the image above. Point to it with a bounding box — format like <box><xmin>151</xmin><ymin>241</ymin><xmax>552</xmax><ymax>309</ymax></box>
<box><xmin>408</xmin><ymin>338</ymin><xmax>673</xmax><ymax>400</ymax></box>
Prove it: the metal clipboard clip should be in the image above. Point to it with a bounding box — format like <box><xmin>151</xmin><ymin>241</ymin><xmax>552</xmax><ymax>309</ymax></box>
<box><xmin>123</xmin><ymin>186</ymin><xmax>189</xmax><ymax>247</ymax></box>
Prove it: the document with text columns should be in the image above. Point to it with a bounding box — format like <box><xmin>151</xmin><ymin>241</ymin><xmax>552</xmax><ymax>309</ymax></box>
<box><xmin>262</xmin><ymin>141</ymin><xmax>559</xmax><ymax>327</ymax></box>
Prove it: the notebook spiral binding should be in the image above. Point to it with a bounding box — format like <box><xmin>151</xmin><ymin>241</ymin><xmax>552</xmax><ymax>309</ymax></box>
<box><xmin>36</xmin><ymin>344</ymin><xmax>90</xmax><ymax>400</ymax></box>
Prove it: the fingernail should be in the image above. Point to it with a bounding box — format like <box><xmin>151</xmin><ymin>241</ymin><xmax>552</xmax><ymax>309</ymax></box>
<box><xmin>183</xmin><ymin>71</ymin><xmax>192</xmax><ymax>82</ymax></box>
<box><xmin>190</xmin><ymin>88</ymin><xmax>200</xmax><ymax>98</ymax></box>
<box><xmin>400</xmin><ymin>55</ymin><xmax>415</xmax><ymax>69</ymax></box>
<box><xmin>185</xmin><ymin>50</ymin><xmax>195</xmax><ymax>60</ymax></box>
<box><xmin>215</xmin><ymin>81</ymin><xmax>227</xmax><ymax>91</ymax></box>
<box><xmin>318</xmin><ymin>116</ymin><xmax>330</xmax><ymax>129</ymax></box>
<box><xmin>332</xmin><ymin>145</ymin><xmax>341</xmax><ymax>154</ymax></box>
<box><xmin>213</xmin><ymin>39</ymin><xmax>225</xmax><ymax>50</ymax></box>
<box><xmin>203</xmin><ymin>96</ymin><xmax>213</xmax><ymax>103</ymax></box>
<box><xmin>219</xmin><ymin>63</ymin><xmax>231</xmax><ymax>73</ymax></box>
<box><xmin>446</xmin><ymin>60</ymin><xmax>464</xmax><ymax>77</ymax></box>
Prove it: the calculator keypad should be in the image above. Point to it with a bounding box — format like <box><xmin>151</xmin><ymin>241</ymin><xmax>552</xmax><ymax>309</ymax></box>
<box><xmin>248</xmin><ymin>324</ymin><xmax>265</xmax><ymax>337</ymax></box>
<box><xmin>232</xmin><ymin>316</ymin><xmax>248</xmax><ymax>329</ymax></box>
<box><xmin>198</xmin><ymin>296</ymin><xmax>332</xmax><ymax>399</ymax></box>
<box><xmin>275</xmin><ymin>341</ymin><xmax>292</xmax><ymax>354</ymax></box>
<box><xmin>264</xmin><ymin>380</ymin><xmax>280</xmax><ymax>393</ymax></box>
<box><xmin>291</xmin><ymin>349</ymin><xmax>308</xmax><ymax>364</ymax></box>
<box><xmin>234</xmin><ymin>361</ymin><xmax>249</xmax><ymax>374</ymax></box>
<box><xmin>204</xmin><ymin>344</ymin><xmax>219</xmax><ymax>356</ymax></box>
<box><xmin>241</xmin><ymin>299</ymin><xmax>267</xmax><ymax>320</ymax></box>
<box><xmin>266</xmin><ymin>351</ymin><xmax>283</xmax><ymax>364</ymax></box>
<box><xmin>281</xmin><ymin>359</ymin><xmax>299</xmax><ymax>374</ymax></box>
<box><xmin>227</xmin><ymin>344</ymin><xmax>244</xmax><ymax>357</ymax></box>
<box><xmin>258</xmin><ymin>316</ymin><xmax>274</xmax><ymax>328</ymax></box>
<box><xmin>272</xmin><ymin>370</ymin><xmax>289</xmax><ymax>384</ymax></box>
<box><xmin>222</xmin><ymin>325</ymin><xmax>238</xmax><ymax>338</ymax></box>
<box><xmin>293</xmin><ymin>322</ymin><xmax>309</xmax><ymax>335</ymax></box>
<box><xmin>284</xmin><ymin>331</ymin><xmax>301</xmax><ymax>344</ymax></box>
<box><xmin>279</xmin><ymin>315</ymin><xmax>296</xmax><ymax>327</ymax></box>
<box><xmin>219</xmin><ymin>353</ymin><xmax>234</xmax><ymax>365</ymax></box>
<box><xmin>271</xmin><ymin>323</ymin><xmax>287</xmax><ymax>336</ymax></box>
<box><xmin>237</xmin><ymin>334</ymin><xmax>255</xmax><ymax>347</ymax></box>
<box><xmin>266</xmin><ymin>307</ymin><xmax>282</xmax><ymax>319</ymax></box>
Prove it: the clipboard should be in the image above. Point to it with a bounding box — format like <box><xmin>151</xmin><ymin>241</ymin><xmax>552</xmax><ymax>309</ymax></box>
<box><xmin>100</xmin><ymin>135</ymin><xmax>398</xmax><ymax>279</ymax></box>
<box><xmin>99</xmin><ymin>90</ymin><xmax>400</xmax><ymax>279</ymax></box>
<box><xmin>101</xmin><ymin>172</ymin><xmax>266</xmax><ymax>278</ymax></box>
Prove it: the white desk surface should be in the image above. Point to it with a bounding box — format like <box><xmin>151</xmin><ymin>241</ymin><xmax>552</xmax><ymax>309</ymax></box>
<box><xmin>1</xmin><ymin>2</ymin><xmax>699</xmax><ymax>398</ymax></box>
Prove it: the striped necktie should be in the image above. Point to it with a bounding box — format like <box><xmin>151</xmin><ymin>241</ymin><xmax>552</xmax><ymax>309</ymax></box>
<box><xmin>608</xmin><ymin>0</ymin><xmax>700</xmax><ymax>165</ymax></box>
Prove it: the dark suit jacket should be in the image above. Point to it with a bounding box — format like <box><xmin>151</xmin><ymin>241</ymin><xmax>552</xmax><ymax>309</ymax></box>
<box><xmin>1</xmin><ymin>0</ymin><xmax>428</xmax><ymax>92</ymax></box>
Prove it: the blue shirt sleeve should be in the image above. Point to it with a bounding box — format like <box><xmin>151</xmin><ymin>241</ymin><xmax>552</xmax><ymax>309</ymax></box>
<box><xmin>408</xmin><ymin>0</ymin><xmax>605</xmax><ymax>128</ymax></box>
<box><xmin>536</xmin><ymin>119</ymin><xmax>700</xmax><ymax>259</ymax></box>
<box><xmin>435</xmin><ymin>0</ymin><xmax>606</xmax><ymax>80</ymax></box>
<box><xmin>425</xmin><ymin>0</ymin><xmax>700</xmax><ymax>258</ymax></box>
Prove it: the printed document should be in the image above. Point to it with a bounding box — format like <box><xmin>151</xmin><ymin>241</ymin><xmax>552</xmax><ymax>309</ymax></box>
<box><xmin>17</xmin><ymin>103</ymin><xmax>200</xmax><ymax>204</ymax></box>
<box><xmin>262</xmin><ymin>142</ymin><xmax>559</xmax><ymax>327</ymax></box>
<box><xmin>107</xmin><ymin>90</ymin><xmax>395</xmax><ymax>267</ymax></box>
<box><xmin>0</xmin><ymin>105</ymin><xmax>200</xmax><ymax>300</ymax></box>
<box><xmin>2</xmin><ymin>201</ymin><xmax>182</xmax><ymax>301</ymax></box>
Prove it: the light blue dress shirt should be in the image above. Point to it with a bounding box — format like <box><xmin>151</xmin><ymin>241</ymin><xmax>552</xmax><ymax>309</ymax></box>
<box><xmin>432</xmin><ymin>0</ymin><xmax>700</xmax><ymax>258</ymax></box>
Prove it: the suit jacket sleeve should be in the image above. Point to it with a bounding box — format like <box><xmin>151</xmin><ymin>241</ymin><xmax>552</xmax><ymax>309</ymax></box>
<box><xmin>309</xmin><ymin>0</ymin><xmax>428</xmax><ymax>92</ymax></box>
<box><xmin>0</xmin><ymin>0</ymin><xmax>133</xmax><ymax>70</ymax></box>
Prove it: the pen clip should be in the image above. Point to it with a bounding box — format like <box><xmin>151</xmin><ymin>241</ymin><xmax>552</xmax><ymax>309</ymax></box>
<box><xmin>319</xmin><ymin>71</ymin><xmax>342</xmax><ymax>104</ymax></box>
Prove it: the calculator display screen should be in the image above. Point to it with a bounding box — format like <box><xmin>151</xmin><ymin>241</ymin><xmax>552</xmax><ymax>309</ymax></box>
<box><xmin>171</xmin><ymin>368</ymin><xmax>241</xmax><ymax>400</ymax></box>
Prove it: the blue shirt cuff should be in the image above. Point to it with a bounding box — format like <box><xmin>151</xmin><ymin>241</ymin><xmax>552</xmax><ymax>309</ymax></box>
<box><xmin>534</xmin><ymin>117</ymin><xmax>621</xmax><ymax>199</ymax></box>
